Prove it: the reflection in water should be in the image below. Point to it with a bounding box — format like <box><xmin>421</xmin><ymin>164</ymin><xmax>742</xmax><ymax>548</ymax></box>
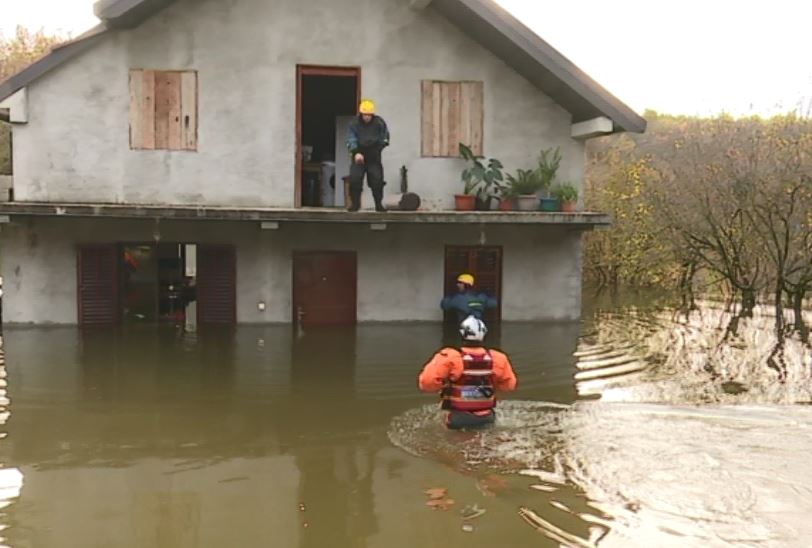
<box><xmin>0</xmin><ymin>339</ymin><xmax>23</xmax><ymax>548</ymax></box>
<box><xmin>0</xmin><ymin>302</ymin><xmax>809</xmax><ymax>547</ymax></box>
<box><xmin>0</xmin><ymin>323</ymin><xmax>581</xmax><ymax>547</ymax></box>
<box><xmin>391</xmin><ymin>303</ymin><xmax>812</xmax><ymax>546</ymax></box>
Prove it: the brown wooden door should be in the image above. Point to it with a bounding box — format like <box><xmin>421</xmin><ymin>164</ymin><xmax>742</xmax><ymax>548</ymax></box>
<box><xmin>444</xmin><ymin>246</ymin><xmax>502</xmax><ymax>323</ymax></box>
<box><xmin>197</xmin><ymin>245</ymin><xmax>236</xmax><ymax>325</ymax></box>
<box><xmin>77</xmin><ymin>245</ymin><xmax>120</xmax><ymax>325</ymax></box>
<box><xmin>293</xmin><ymin>251</ymin><xmax>357</xmax><ymax>326</ymax></box>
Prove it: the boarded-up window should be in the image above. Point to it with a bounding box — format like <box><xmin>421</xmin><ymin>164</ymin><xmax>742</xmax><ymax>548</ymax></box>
<box><xmin>421</xmin><ymin>80</ymin><xmax>483</xmax><ymax>157</ymax></box>
<box><xmin>129</xmin><ymin>69</ymin><xmax>198</xmax><ymax>151</ymax></box>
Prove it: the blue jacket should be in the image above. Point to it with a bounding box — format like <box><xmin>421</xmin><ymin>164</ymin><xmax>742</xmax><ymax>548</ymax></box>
<box><xmin>441</xmin><ymin>291</ymin><xmax>497</xmax><ymax>321</ymax></box>
<box><xmin>346</xmin><ymin>115</ymin><xmax>390</xmax><ymax>155</ymax></box>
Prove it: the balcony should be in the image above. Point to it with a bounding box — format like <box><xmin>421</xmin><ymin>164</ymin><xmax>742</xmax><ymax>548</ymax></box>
<box><xmin>0</xmin><ymin>201</ymin><xmax>610</xmax><ymax>229</ymax></box>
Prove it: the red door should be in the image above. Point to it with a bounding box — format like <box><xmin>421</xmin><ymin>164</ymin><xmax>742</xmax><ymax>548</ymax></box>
<box><xmin>293</xmin><ymin>251</ymin><xmax>357</xmax><ymax>326</ymax></box>
<box><xmin>444</xmin><ymin>246</ymin><xmax>502</xmax><ymax>323</ymax></box>
<box><xmin>77</xmin><ymin>245</ymin><xmax>120</xmax><ymax>325</ymax></box>
<box><xmin>197</xmin><ymin>245</ymin><xmax>236</xmax><ymax>325</ymax></box>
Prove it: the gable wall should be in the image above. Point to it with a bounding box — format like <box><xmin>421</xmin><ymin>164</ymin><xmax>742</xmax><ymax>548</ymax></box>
<box><xmin>12</xmin><ymin>0</ymin><xmax>584</xmax><ymax>208</ymax></box>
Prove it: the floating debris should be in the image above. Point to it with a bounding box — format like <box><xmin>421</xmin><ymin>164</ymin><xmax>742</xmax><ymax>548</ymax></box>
<box><xmin>426</xmin><ymin>498</ymin><xmax>455</xmax><ymax>510</ymax></box>
<box><xmin>460</xmin><ymin>504</ymin><xmax>487</xmax><ymax>521</ymax></box>
<box><xmin>461</xmin><ymin>524</ymin><xmax>474</xmax><ymax>533</ymax></box>
<box><xmin>519</xmin><ymin>469</ymin><xmax>566</xmax><ymax>485</ymax></box>
<box><xmin>529</xmin><ymin>484</ymin><xmax>557</xmax><ymax>493</ymax></box>
<box><xmin>476</xmin><ymin>474</ymin><xmax>507</xmax><ymax>496</ymax></box>
<box><xmin>518</xmin><ymin>506</ymin><xmax>596</xmax><ymax>548</ymax></box>
<box><xmin>424</xmin><ymin>487</ymin><xmax>447</xmax><ymax>500</ymax></box>
<box><xmin>424</xmin><ymin>487</ymin><xmax>454</xmax><ymax>510</ymax></box>
<box><xmin>549</xmin><ymin>500</ymin><xmax>571</xmax><ymax>513</ymax></box>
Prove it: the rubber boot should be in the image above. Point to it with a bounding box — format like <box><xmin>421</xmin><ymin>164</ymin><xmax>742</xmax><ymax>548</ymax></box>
<box><xmin>347</xmin><ymin>188</ymin><xmax>361</xmax><ymax>212</ymax></box>
<box><xmin>371</xmin><ymin>186</ymin><xmax>387</xmax><ymax>212</ymax></box>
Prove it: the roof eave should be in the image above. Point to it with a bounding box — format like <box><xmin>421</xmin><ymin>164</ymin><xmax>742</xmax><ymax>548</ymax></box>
<box><xmin>0</xmin><ymin>25</ymin><xmax>110</xmax><ymax>103</ymax></box>
<box><xmin>93</xmin><ymin>0</ymin><xmax>177</xmax><ymax>29</ymax></box>
<box><xmin>433</xmin><ymin>0</ymin><xmax>647</xmax><ymax>134</ymax></box>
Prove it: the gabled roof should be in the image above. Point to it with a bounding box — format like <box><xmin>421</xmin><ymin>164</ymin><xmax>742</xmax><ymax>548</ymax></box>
<box><xmin>0</xmin><ymin>0</ymin><xmax>645</xmax><ymax>133</ymax></box>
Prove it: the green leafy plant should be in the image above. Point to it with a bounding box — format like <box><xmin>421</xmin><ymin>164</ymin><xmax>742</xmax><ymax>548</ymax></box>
<box><xmin>551</xmin><ymin>181</ymin><xmax>579</xmax><ymax>202</ymax></box>
<box><xmin>535</xmin><ymin>146</ymin><xmax>562</xmax><ymax>194</ymax></box>
<box><xmin>503</xmin><ymin>169</ymin><xmax>541</xmax><ymax>197</ymax></box>
<box><xmin>459</xmin><ymin>143</ymin><xmax>505</xmax><ymax>208</ymax></box>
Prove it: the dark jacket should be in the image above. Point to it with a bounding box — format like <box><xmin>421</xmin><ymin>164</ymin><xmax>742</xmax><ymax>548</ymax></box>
<box><xmin>441</xmin><ymin>291</ymin><xmax>498</xmax><ymax>322</ymax></box>
<box><xmin>347</xmin><ymin>115</ymin><xmax>390</xmax><ymax>155</ymax></box>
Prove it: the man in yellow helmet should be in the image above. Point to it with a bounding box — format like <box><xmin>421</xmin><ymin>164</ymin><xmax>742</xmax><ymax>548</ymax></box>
<box><xmin>440</xmin><ymin>273</ymin><xmax>498</xmax><ymax>323</ymax></box>
<box><xmin>346</xmin><ymin>99</ymin><xmax>390</xmax><ymax>212</ymax></box>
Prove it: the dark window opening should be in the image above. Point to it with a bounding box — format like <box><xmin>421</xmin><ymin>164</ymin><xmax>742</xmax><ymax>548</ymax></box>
<box><xmin>121</xmin><ymin>243</ymin><xmax>197</xmax><ymax>324</ymax></box>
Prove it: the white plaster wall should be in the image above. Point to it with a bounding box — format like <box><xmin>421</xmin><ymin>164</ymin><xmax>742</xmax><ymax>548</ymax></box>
<box><xmin>0</xmin><ymin>218</ymin><xmax>582</xmax><ymax>324</ymax></box>
<box><xmin>11</xmin><ymin>0</ymin><xmax>584</xmax><ymax>209</ymax></box>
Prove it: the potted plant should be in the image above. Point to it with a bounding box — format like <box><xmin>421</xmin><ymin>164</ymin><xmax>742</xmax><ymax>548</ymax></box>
<box><xmin>551</xmin><ymin>182</ymin><xmax>579</xmax><ymax>212</ymax></box>
<box><xmin>498</xmin><ymin>185</ymin><xmax>516</xmax><ymax>211</ymax></box>
<box><xmin>458</xmin><ymin>143</ymin><xmax>505</xmax><ymax>211</ymax></box>
<box><xmin>535</xmin><ymin>146</ymin><xmax>562</xmax><ymax>212</ymax></box>
<box><xmin>504</xmin><ymin>168</ymin><xmax>541</xmax><ymax>211</ymax></box>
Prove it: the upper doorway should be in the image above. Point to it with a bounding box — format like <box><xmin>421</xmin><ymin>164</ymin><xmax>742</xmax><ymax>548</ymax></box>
<box><xmin>295</xmin><ymin>66</ymin><xmax>361</xmax><ymax>208</ymax></box>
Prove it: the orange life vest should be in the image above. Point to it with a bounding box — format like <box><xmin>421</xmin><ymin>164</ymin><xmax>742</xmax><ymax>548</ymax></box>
<box><xmin>442</xmin><ymin>350</ymin><xmax>496</xmax><ymax>413</ymax></box>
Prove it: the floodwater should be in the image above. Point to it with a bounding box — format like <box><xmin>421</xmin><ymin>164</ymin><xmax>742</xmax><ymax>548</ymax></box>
<box><xmin>0</xmin><ymin>300</ymin><xmax>810</xmax><ymax>547</ymax></box>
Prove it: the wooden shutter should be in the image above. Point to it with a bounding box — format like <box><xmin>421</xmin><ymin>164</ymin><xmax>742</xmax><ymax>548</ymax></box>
<box><xmin>444</xmin><ymin>246</ymin><xmax>502</xmax><ymax>323</ymax></box>
<box><xmin>78</xmin><ymin>245</ymin><xmax>120</xmax><ymax>325</ymax></box>
<box><xmin>421</xmin><ymin>80</ymin><xmax>483</xmax><ymax>157</ymax></box>
<box><xmin>197</xmin><ymin>245</ymin><xmax>236</xmax><ymax>325</ymax></box>
<box><xmin>130</xmin><ymin>69</ymin><xmax>197</xmax><ymax>151</ymax></box>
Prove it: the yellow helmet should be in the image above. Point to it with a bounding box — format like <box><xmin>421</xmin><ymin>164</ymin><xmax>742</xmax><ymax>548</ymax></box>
<box><xmin>359</xmin><ymin>99</ymin><xmax>376</xmax><ymax>115</ymax></box>
<box><xmin>457</xmin><ymin>273</ymin><xmax>475</xmax><ymax>286</ymax></box>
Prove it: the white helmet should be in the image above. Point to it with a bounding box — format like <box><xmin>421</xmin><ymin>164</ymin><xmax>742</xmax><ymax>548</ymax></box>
<box><xmin>459</xmin><ymin>315</ymin><xmax>487</xmax><ymax>342</ymax></box>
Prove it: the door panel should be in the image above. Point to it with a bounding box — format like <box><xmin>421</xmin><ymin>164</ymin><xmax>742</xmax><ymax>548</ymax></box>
<box><xmin>293</xmin><ymin>251</ymin><xmax>357</xmax><ymax>326</ymax></box>
<box><xmin>197</xmin><ymin>245</ymin><xmax>236</xmax><ymax>325</ymax></box>
<box><xmin>77</xmin><ymin>245</ymin><xmax>120</xmax><ymax>325</ymax></box>
<box><xmin>444</xmin><ymin>246</ymin><xmax>502</xmax><ymax>323</ymax></box>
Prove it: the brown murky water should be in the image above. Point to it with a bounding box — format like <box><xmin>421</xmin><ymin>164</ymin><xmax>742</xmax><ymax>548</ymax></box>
<box><xmin>0</xmin><ymin>301</ymin><xmax>811</xmax><ymax>547</ymax></box>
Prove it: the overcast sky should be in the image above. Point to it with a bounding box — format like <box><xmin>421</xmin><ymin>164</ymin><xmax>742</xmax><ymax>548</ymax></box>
<box><xmin>2</xmin><ymin>0</ymin><xmax>810</xmax><ymax>117</ymax></box>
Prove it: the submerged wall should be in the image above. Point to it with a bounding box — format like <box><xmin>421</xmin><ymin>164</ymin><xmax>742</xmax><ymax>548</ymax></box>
<box><xmin>0</xmin><ymin>217</ymin><xmax>583</xmax><ymax>325</ymax></box>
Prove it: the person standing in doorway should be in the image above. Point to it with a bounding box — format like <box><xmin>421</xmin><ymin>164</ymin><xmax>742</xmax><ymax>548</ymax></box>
<box><xmin>441</xmin><ymin>273</ymin><xmax>498</xmax><ymax>323</ymax></box>
<box><xmin>346</xmin><ymin>99</ymin><xmax>390</xmax><ymax>212</ymax></box>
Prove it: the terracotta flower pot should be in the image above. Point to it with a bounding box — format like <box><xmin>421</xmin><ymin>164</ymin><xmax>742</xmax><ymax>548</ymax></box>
<box><xmin>454</xmin><ymin>194</ymin><xmax>476</xmax><ymax>211</ymax></box>
<box><xmin>560</xmin><ymin>200</ymin><xmax>577</xmax><ymax>213</ymax></box>
<box><xmin>498</xmin><ymin>198</ymin><xmax>514</xmax><ymax>211</ymax></box>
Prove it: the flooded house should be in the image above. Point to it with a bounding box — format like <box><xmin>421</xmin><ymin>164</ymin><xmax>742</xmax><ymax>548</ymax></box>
<box><xmin>0</xmin><ymin>0</ymin><xmax>645</xmax><ymax>327</ymax></box>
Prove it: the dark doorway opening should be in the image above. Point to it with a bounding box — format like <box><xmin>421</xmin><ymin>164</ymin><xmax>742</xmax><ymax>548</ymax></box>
<box><xmin>121</xmin><ymin>243</ymin><xmax>197</xmax><ymax>324</ymax></box>
<box><xmin>443</xmin><ymin>246</ymin><xmax>503</xmax><ymax>324</ymax></box>
<box><xmin>79</xmin><ymin>243</ymin><xmax>235</xmax><ymax>326</ymax></box>
<box><xmin>296</xmin><ymin>66</ymin><xmax>360</xmax><ymax>208</ymax></box>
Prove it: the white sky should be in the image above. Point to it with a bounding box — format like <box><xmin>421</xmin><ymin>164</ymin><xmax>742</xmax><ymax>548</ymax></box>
<box><xmin>2</xmin><ymin>0</ymin><xmax>811</xmax><ymax>117</ymax></box>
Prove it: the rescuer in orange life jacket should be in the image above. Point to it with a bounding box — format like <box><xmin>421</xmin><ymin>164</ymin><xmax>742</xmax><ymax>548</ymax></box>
<box><xmin>418</xmin><ymin>315</ymin><xmax>517</xmax><ymax>430</ymax></box>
